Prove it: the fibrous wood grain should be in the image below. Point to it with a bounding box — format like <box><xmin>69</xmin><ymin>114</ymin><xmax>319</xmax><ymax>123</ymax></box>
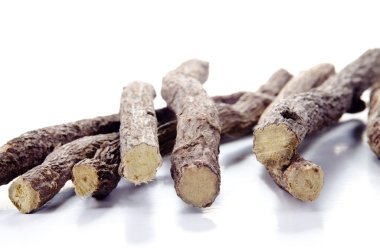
<box><xmin>0</xmin><ymin>115</ymin><xmax>119</xmax><ymax>186</ymax></box>
<box><xmin>119</xmin><ymin>81</ymin><xmax>162</xmax><ymax>185</ymax></box>
<box><xmin>72</xmin><ymin>137</ymin><xmax>120</xmax><ymax>199</ymax></box>
<box><xmin>254</xmin><ymin>49</ymin><xmax>380</xmax><ymax>169</ymax></box>
<box><xmin>367</xmin><ymin>82</ymin><xmax>380</xmax><ymax>157</ymax></box>
<box><xmin>9</xmin><ymin>133</ymin><xmax>118</xmax><ymax>213</ymax></box>
<box><xmin>269</xmin><ymin>154</ymin><xmax>324</xmax><ymax>201</ymax></box>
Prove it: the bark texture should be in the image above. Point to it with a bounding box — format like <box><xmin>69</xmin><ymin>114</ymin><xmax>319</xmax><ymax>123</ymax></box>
<box><xmin>70</xmin><ymin>69</ymin><xmax>291</xmax><ymax>199</ymax></box>
<box><xmin>119</xmin><ymin>81</ymin><xmax>162</xmax><ymax>185</ymax></box>
<box><xmin>162</xmin><ymin>65</ymin><xmax>222</xmax><ymax>208</ymax></box>
<box><xmin>0</xmin><ymin>68</ymin><xmax>287</xmax><ymax>190</ymax></box>
<box><xmin>0</xmin><ymin>114</ymin><xmax>119</xmax><ymax>185</ymax></box>
<box><xmin>367</xmin><ymin>82</ymin><xmax>380</xmax><ymax>157</ymax></box>
<box><xmin>254</xmin><ymin>63</ymin><xmax>335</xmax><ymax>201</ymax></box>
<box><xmin>259</xmin><ymin>63</ymin><xmax>335</xmax><ymax>123</ymax></box>
<box><xmin>9</xmin><ymin>133</ymin><xmax>118</xmax><ymax>213</ymax></box>
<box><xmin>256</xmin><ymin>69</ymin><xmax>294</xmax><ymax>97</ymax></box>
<box><xmin>254</xmin><ymin>49</ymin><xmax>380</xmax><ymax>170</ymax></box>
<box><xmin>171</xmin><ymin>59</ymin><xmax>209</xmax><ymax>84</ymax></box>
<box><xmin>269</xmin><ymin>154</ymin><xmax>324</xmax><ymax>202</ymax></box>
<box><xmin>72</xmin><ymin>137</ymin><xmax>120</xmax><ymax>199</ymax></box>
<box><xmin>216</xmin><ymin>69</ymin><xmax>292</xmax><ymax>138</ymax></box>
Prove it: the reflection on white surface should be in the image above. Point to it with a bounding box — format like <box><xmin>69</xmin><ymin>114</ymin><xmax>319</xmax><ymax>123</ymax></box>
<box><xmin>1</xmin><ymin>118</ymin><xmax>380</xmax><ymax>250</ymax></box>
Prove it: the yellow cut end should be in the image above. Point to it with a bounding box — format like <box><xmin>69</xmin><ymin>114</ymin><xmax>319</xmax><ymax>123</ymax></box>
<box><xmin>254</xmin><ymin>124</ymin><xmax>298</xmax><ymax>168</ymax></box>
<box><xmin>72</xmin><ymin>164</ymin><xmax>99</xmax><ymax>197</ymax></box>
<box><xmin>286</xmin><ymin>165</ymin><xmax>324</xmax><ymax>202</ymax></box>
<box><xmin>9</xmin><ymin>178</ymin><xmax>40</xmax><ymax>214</ymax></box>
<box><xmin>177</xmin><ymin>165</ymin><xmax>219</xmax><ymax>208</ymax></box>
<box><xmin>121</xmin><ymin>144</ymin><xmax>162</xmax><ymax>185</ymax></box>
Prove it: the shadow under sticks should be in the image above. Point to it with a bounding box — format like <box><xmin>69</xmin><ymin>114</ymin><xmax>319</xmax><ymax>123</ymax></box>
<box><xmin>36</xmin><ymin>187</ymin><xmax>75</xmax><ymax>214</ymax></box>
<box><xmin>300</xmin><ymin>119</ymin><xmax>365</xmax><ymax>203</ymax></box>
<box><xmin>219</xmin><ymin>136</ymin><xmax>253</xmax><ymax>168</ymax></box>
<box><xmin>77</xmin><ymin>157</ymin><xmax>173</xmax><ymax>227</ymax></box>
<box><xmin>177</xmin><ymin>206</ymin><xmax>216</xmax><ymax>232</ymax></box>
<box><xmin>260</xmin><ymin>119</ymin><xmax>365</xmax><ymax>233</ymax></box>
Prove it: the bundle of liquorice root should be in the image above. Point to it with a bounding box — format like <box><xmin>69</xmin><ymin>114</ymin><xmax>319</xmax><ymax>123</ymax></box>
<box><xmin>2</xmin><ymin>49</ymin><xmax>380</xmax><ymax>214</ymax></box>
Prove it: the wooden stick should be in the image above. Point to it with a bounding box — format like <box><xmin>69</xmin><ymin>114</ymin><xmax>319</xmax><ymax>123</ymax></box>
<box><xmin>71</xmin><ymin>69</ymin><xmax>292</xmax><ymax>199</ymax></box>
<box><xmin>258</xmin><ymin>63</ymin><xmax>335</xmax><ymax>123</ymax></box>
<box><xmin>9</xmin><ymin>133</ymin><xmax>118</xmax><ymax>213</ymax></box>
<box><xmin>162</xmin><ymin>64</ymin><xmax>222</xmax><ymax>208</ymax></box>
<box><xmin>367</xmin><ymin>81</ymin><xmax>380</xmax><ymax>157</ymax></box>
<box><xmin>119</xmin><ymin>81</ymin><xmax>162</xmax><ymax>185</ymax></box>
<box><xmin>72</xmin><ymin>138</ymin><xmax>120</xmax><ymax>199</ymax></box>
<box><xmin>254</xmin><ymin>49</ymin><xmax>380</xmax><ymax>201</ymax></box>
<box><xmin>254</xmin><ymin>49</ymin><xmax>380</xmax><ymax>168</ymax></box>
<box><xmin>0</xmin><ymin>115</ymin><xmax>119</xmax><ymax>185</ymax></box>
<box><xmin>254</xmin><ymin>63</ymin><xmax>335</xmax><ymax>201</ymax></box>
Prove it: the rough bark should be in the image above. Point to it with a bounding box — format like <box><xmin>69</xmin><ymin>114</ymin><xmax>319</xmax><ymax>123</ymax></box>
<box><xmin>254</xmin><ymin>63</ymin><xmax>335</xmax><ymax>201</ymax></box>
<box><xmin>256</xmin><ymin>69</ymin><xmax>294</xmax><ymax>97</ymax></box>
<box><xmin>0</xmin><ymin>59</ymin><xmax>208</xmax><ymax>188</ymax></box>
<box><xmin>71</xmin><ymin>69</ymin><xmax>291</xmax><ymax>200</ymax></box>
<box><xmin>119</xmin><ymin>81</ymin><xmax>162</xmax><ymax>185</ymax></box>
<box><xmin>216</xmin><ymin>69</ymin><xmax>292</xmax><ymax>138</ymax></box>
<box><xmin>72</xmin><ymin>137</ymin><xmax>121</xmax><ymax>199</ymax></box>
<box><xmin>162</xmin><ymin>65</ymin><xmax>222</xmax><ymax>208</ymax></box>
<box><xmin>259</xmin><ymin>63</ymin><xmax>335</xmax><ymax>123</ymax></box>
<box><xmin>9</xmin><ymin>133</ymin><xmax>118</xmax><ymax>213</ymax></box>
<box><xmin>269</xmin><ymin>154</ymin><xmax>324</xmax><ymax>202</ymax></box>
<box><xmin>254</xmin><ymin>49</ymin><xmax>380</xmax><ymax>170</ymax></box>
<box><xmin>0</xmin><ymin>115</ymin><xmax>119</xmax><ymax>186</ymax></box>
<box><xmin>0</xmin><ymin>67</ymin><xmax>287</xmax><ymax>190</ymax></box>
<box><xmin>171</xmin><ymin>59</ymin><xmax>209</xmax><ymax>84</ymax></box>
<box><xmin>367</xmin><ymin>82</ymin><xmax>380</xmax><ymax>157</ymax></box>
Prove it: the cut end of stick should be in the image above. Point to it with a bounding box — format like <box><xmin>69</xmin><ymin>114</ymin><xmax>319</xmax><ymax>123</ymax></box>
<box><xmin>72</xmin><ymin>164</ymin><xmax>99</xmax><ymax>197</ymax></box>
<box><xmin>285</xmin><ymin>164</ymin><xmax>324</xmax><ymax>202</ymax></box>
<box><xmin>121</xmin><ymin>144</ymin><xmax>162</xmax><ymax>185</ymax></box>
<box><xmin>254</xmin><ymin>124</ymin><xmax>298</xmax><ymax>168</ymax></box>
<box><xmin>9</xmin><ymin>178</ymin><xmax>40</xmax><ymax>214</ymax></box>
<box><xmin>177</xmin><ymin>165</ymin><xmax>220</xmax><ymax>208</ymax></box>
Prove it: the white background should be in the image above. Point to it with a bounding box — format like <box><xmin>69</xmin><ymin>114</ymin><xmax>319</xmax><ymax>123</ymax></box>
<box><xmin>1</xmin><ymin>0</ymin><xmax>380</xmax><ymax>250</ymax></box>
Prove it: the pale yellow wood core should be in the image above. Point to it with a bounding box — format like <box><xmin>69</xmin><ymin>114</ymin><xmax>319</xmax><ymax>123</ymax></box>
<box><xmin>178</xmin><ymin>165</ymin><xmax>219</xmax><ymax>208</ymax></box>
<box><xmin>122</xmin><ymin>144</ymin><xmax>162</xmax><ymax>185</ymax></box>
<box><xmin>254</xmin><ymin>124</ymin><xmax>298</xmax><ymax>168</ymax></box>
<box><xmin>72</xmin><ymin>164</ymin><xmax>99</xmax><ymax>197</ymax></box>
<box><xmin>287</xmin><ymin>165</ymin><xmax>324</xmax><ymax>202</ymax></box>
<box><xmin>9</xmin><ymin>178</ymin><xmax>40</xmax><ymax>214</ymax></box>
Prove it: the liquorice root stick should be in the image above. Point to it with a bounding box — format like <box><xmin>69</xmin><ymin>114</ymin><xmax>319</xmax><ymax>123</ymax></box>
<box><xmin>255</xmin><ymin>63</ymin><xmax>335</xmax><ymax>201</ymax></box>
<box><xmin>162</xmin><ymin>62</ymin><xmax>222</xmax><ymax>208</ymax></box>
<box><xmin>216</xmin><ymin>69</ymin><xmax>292</xmax><ymax>138</ymax></box>
<box><xmin>9</xmin><ymin>133</ymin><xmax>118</xmax><ymax>213</ymax></box>
<box><xmin>269</xmin><ymin>154</ymin><xmax>324</xmax><ymax>201</ymax></box>
<box><xmin>0</xmin><ymin>115</ymin><xmax>119</xmax><ymax>185</ymax></box>
<box><xmin>254</xmin><ymin>49</ymin><xmax>380</xmax><ymax>200</ymax></box>
<box><xmin>255</xmin><ymin>49</ymin><xmax>380</xmax><ymax>168</ymax></box>
<box><xmin>71</xmin><ymin>68</ymin><xmax>292</xmax><ymax>199</ymax></box>
<box><xmin>119</xmin><ymin>81</ymin><xmax>162</xmax><ymax>185</ymax></box>
<box><xmin>72</xmin><ymin>138</ymin><xmax>120</xmax><ymax>199</ymax></box>
<box><xmin>367</xmin><ymin>82</ymin><xmax>380</xmax><ymax>157</ymax></box>
<box><xmin>0</xmin><ymin>59</ymin><xmax>208</xmax><ymax>188</ymax></box>
<box><xmin>258</xmin><ymin>63</ymin><xmax>335</xmax><ymax>123</ymax></box>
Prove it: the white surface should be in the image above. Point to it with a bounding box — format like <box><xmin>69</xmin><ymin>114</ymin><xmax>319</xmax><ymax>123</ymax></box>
<box><xmin>1</xmin><ymin>1</ymin><xmax>380</xmax><ymax>250</ymax></box>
